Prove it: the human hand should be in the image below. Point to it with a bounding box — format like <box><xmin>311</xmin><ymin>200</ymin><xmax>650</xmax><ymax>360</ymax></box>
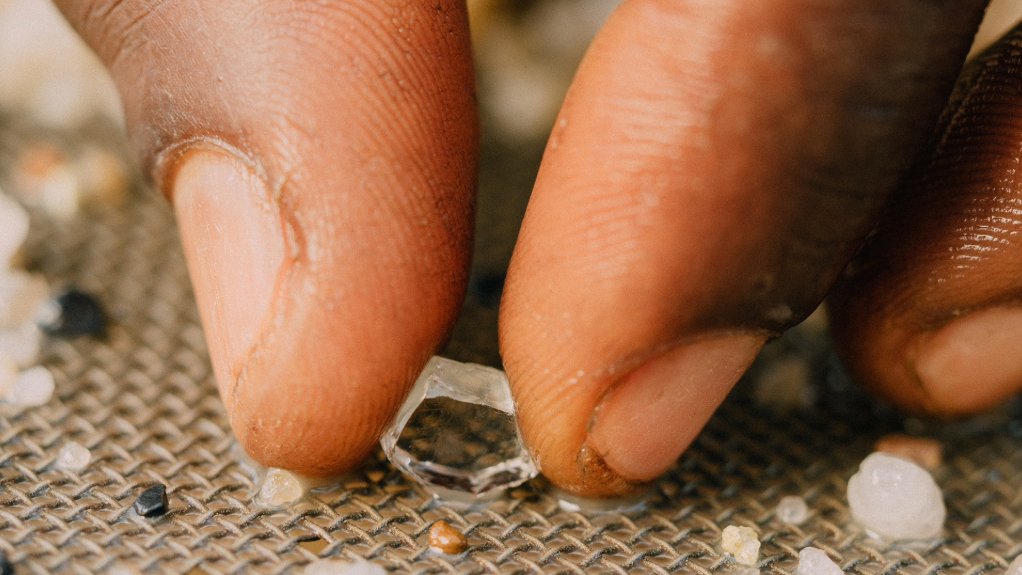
<box><xmin>55</xmin><ymin>0</ymin><xmax>1019</xmax><ymax>498</ymax></box>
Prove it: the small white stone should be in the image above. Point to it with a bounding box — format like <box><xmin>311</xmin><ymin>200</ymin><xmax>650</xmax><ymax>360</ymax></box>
<box><xmin>776</xmin><ymin>495</ymin><xmax>810</xmax><ymax>525</ymax></box>
<box><xmin>796</xmin><ymin>547</ymin><xmax>843</xmax><ymax>575</ymax></box>
<box><xmin>6</xmin><ymin>365</ymin><xmax>54</xmax><ymax>406</ymax></box>
<box><xmin>721</xmin><ymin>525</ymin><xmax>760</xmax><ymax>566</ymax></box>
<box><xmin>256</xmin><ymin>468</ymin><xmax>304</xmax><ymax>507</ymax></box>
<box><xmin>847</xmin><ymin>452</ymin><xmax>945</xmax><ymax>540</ymax></box>
<box><xmin>303</xmin><ymin>558</ymin><xmax>386</xmax><ymax>575</ymax></box>
<box><xmin>1007</xmin><ymin>555</ymin><xmax>1022</xmax><ymax>575</ymax></box>
<box><xmin>56</xmin><ymin>440</ymin><xmax>91</xmax><ymax>472</ymax></box>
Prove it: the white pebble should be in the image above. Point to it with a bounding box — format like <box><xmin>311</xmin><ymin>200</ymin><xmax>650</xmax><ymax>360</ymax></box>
<box><xmin>6</xmin><ymin>365</ymin><xmax>54</xmax><ymax>406</ymax></box>
<box><xmin>56</xmin><ymin>441</ymin><xmax>91</xmax><ymax>472</ymax></box>
<box><xmin>776</xmin><ymin>495</ymin><xmax>810</xmax><ymax>525</ymax></box>
<box><xmin>721</xmin><ymin>525</ymin><xmax>760</xmax><ymax>566</ymax></box>
<box><xmin>847</xmin><ymin>452</ymin><xmax>945</xmax><ymax>540</ymax></box>
<box><xmin>303</xmin><ymin>558</ymin><xmax>386</xmax><ymax>575</ymax></box>
<box><xmin>256</xmin><ymin>468</ymin><xmax>304</xmax><ymax>507</ymax></box>
<box><xmin>796</xmin><ymin>547</ymin><xmax>843</xmax><ymax>575</ymax></box>
<box><xmin>1007</xmin><ymin>555</ymin><xmax>1022</xmax><ymax>575</ymax></box>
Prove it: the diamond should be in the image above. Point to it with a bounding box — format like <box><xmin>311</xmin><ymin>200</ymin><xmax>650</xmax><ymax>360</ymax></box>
<box><xmin>381</xmin><ymin>356</ymin><xmax>537</xmax><ymax>498</ymax></box>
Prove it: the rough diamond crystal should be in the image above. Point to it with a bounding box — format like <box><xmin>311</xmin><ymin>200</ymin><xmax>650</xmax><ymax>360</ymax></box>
<box><xmin>381</xmin><ymin>356</ymin><xmax>537</xmax><ymax>498</ymax></box>
<box><xmin>847</xmin><ymin>452</ymin><xmax>945</xmax><ymax>540</ymax></box>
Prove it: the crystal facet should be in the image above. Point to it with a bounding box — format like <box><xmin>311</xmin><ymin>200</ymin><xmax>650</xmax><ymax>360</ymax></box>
<box><xmin>776</xmin><ymin>495</ymin><xmax>809</xmax><ymax>525</ymax></box>
<box><xmin>381</xmin><ymin>356</ymin><xmax>537</xmax><ymax>497</ymax></box>
<box><xmin>847</xmin><ymin>452</ymin><xmax>945</xmax><ymax>540</ymax></box>
<box><xmin>56</xmin><ymin>440</ymin><xmax>91</xmax><ymax>472</ymax></box>
<box><xmin>796</xmin><ymin>547</ymin><xmax>843</xmax><ymax>575</ymax></box>
<box><xmin>721</xmin><ymin>525</ymin><xmax>760</xmax><ymax>566</ymax></box>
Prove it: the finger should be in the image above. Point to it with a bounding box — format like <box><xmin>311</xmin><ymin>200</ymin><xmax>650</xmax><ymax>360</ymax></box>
<box><xmin>831</xmin><ymin>23</ymin><xmax>1022</xmax><ymax>416</ymax></box>
<box><xmin>56</xmin><ymin>1</ymin><xmax>477</xmax><ymax>475</ymax></box>
<box><xmin>501</xmin><ymin>0</ymin><xmax>988</xmax><ymax>496</ymax></box>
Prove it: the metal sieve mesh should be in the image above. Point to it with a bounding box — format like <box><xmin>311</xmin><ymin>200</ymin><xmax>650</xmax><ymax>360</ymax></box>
<box><xmin>0</xmin><ymin>117</ymin><xmax>1020</xmax><ymax>575</ymax></box>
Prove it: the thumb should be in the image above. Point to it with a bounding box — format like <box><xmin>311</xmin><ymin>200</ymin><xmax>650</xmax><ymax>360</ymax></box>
<box><xmin>55</xmin><ymin>0</ymin><xmax>478</xmax><ymax>475</ymax></box>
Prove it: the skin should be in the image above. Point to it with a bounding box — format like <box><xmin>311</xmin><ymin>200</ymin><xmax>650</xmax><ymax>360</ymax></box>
<box><xmin>46</xmin><ymin>0</ymin><xmax>1022</xmax><ymax>496</ymax></box>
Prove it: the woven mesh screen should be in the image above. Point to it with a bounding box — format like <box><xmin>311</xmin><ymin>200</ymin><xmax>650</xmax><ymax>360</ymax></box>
<box><xmin>0</xmin><ymin>117</ymin><xmax>1021</xmax><ymax>575</ymax></box>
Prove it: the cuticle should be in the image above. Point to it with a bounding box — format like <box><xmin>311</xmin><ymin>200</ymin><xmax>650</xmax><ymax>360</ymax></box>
<box><xmin>153</xmin><ymin>136</ymin><xmax>266</xmax><ymax>204</ymax></box>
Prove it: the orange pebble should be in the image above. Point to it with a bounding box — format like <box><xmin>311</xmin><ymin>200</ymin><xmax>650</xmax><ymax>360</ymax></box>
<box><xmin>428</xmin><ymin>520</ymin><xmax>468</xmax><ymax>555</ymax></box>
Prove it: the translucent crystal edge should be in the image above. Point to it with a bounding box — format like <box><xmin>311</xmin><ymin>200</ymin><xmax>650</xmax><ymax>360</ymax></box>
<box><xmin>388</xmin><ymin>444</ymin><xmax>537</xmax><ymax>495</ymax></box>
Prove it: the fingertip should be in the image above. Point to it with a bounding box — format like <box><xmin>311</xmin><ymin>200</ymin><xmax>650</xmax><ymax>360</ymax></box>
<box><xmin>588</xmin><ymin>333</ymin><xmax>765</xmax><ymax>483</ymax></box>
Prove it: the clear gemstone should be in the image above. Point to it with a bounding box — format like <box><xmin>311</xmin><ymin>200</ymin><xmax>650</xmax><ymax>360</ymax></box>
<box><xmin>56</xmin><ymin>440</ymin><xmax>91</xmax><ymax>472</ymax></box>
<box><xmin>847</xmin><ymin>452</ymin><xmax>945</xmax><ymax>540</ymax></box>
<box><xmin>381</xmin><ymin>356</ymin><xmax>537</xmax><ymax>497</ymax></box>
<box><xmin>796</xmin><ymin>547</ymin><xmax>843</xmax><ymax>575</ymax></box>
<box><xmin>721</xmin><ymin>525</ymin><xmax>760</xmax><ymax>566</ymax></box>
<box><xmin>303</xmin><ymin>558</ymin><xmax>386</xmax><ymax>575</ymax></box>
<box><xmin>6</xmin><ymin>365</ymin><xmax>54</xmax><ymax>406</ymax></box>
<box><xmin>776</xmin><ymin>495</ymin><xmax>809</xmax><ymax>525</ymax></box>
<box><xmin>256</xmin><ymin>468</ymin><xmax>304</xmax><ymax>507</ymax></box>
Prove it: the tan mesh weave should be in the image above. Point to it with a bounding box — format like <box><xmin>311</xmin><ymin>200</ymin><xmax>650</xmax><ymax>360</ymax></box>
<box><xmin>0</xmin><ymin>122</ymin><xmax>1020</xmax><ymax>574</ymax></box>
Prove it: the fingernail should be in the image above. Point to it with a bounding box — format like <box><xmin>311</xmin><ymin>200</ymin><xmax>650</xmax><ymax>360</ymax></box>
<box><xmin>913</xmin><ymin>306</ymin><xmax>1022</xmax><ymax>412</ymax></box>
<box><xmin>171</xmin><ymin>149</ymin><xmax>286</xmax><ymax>398</ymax></box>
<box><xmin>588</xmin><ymin>333</ymin><xmax>765</xmax><ymax>482</ymax></box>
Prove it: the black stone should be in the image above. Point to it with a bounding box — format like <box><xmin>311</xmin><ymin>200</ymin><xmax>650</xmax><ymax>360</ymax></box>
<box><xmin>133</xmin><ymin>484</ymin><xmax>168</xmax><ymax>517</ymax></box>
<box><xmin>37</xmin><ymin>288</ymin><xmax>107</xmax><ymax>338</ymax></box>
<box><xmin>0</xmin><ymin>552</ymin><xmax>13</xmax><ymax>575</ymax></box>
